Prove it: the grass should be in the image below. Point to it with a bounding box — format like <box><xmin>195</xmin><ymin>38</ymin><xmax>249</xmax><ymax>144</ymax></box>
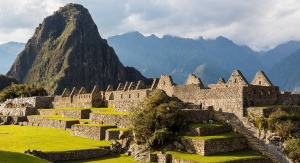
<box><xmin>0</xmin><ymin>125</ymin><xmax>142</xmax><ymax>163</ymax></box>
<box><xmin>39</xmin><ymin>107</ymin><xmax>90</xmax><ymax>111</ymax></box>
<box><xmin>28</xmin><ymin>115</ymin><xmax>81</xmax><ymax>121</ymax></box>
<box><xmin>188</xmin><ymin>122</ymin><xmax>225</xmax><ymax>128</ymax></box>
<box><xmin>167</xmin><ymin>149</ymin><xmax>264</xmax><ymax>163</ymax></box>
<box><xmin>183</xmin><ymin>132</ymin><xmax>243</xmax><ymax>140</ymax></box>
<box><xmin>91</xmin><ymin>107</ymin><xmax>114</xmax><ymax>112</ymax></box>
<box><xmin>61</xmin><ymin>154</ymin><xmax>140</xmax><ymax>163</ymax></box>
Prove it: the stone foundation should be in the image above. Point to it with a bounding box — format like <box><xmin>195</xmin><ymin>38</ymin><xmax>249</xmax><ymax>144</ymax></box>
<box><xmin>181</xmin><ymin>136</ymin><xmax>247</xmax><ymax>156</ymax></box>
<box><xmin>89</xmin><ymin>113</ymin><xmax>130</xmax><ymax>128</ymax></box>
<box><xmin>32</xmin><ymin>148</ymin><xmax>110</xmax><ymax>162</ymax></box>
<box><xmin>37</xmin><ymin>109</ymin><xmax>63</xmax><ymax>116</ymax></box>
<box><xmin>71</xmin><ymin>124</ymin><xmax>116</xmax><ymax>140</ymax></box>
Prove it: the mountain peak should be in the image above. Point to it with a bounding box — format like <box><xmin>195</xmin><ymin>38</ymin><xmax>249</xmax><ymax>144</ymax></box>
<box><xmin>7</xmin><ymin>4</ymin><xmax>147</xmax><ymax>94</ymax></box>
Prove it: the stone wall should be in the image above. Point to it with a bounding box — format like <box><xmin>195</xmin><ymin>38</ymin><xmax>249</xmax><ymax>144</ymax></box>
<box><xmin>105</xmin><ymin>129</ymin><xmax>130</xmax><ymax>141</ymax></box>
<box><xmin>110</xmin><ymin>89</ymin><xmax>150</xmax><ymax>112</ymax></box>
<box><xmin>0</xmin><ymin>107</ymin><xmax>37</xmax><ymax>116</ymax></box>
<box><xmin>181</xmin><ymin>136</ymin><xmax>247</xmax><ymax>156</ymax></box>
<box><xmin>32</xmin><ymin>148</ymin><xmax>110</xmax><ymax>162</ymax></box>
<box><xmin>157</xmin><ymin>153</ymin><xmax>172</xmax><ymax>163</ymax></box>
<box><xmin>62</xmin><ymin>109</ymin><xmax>91</xmax><ymax>119</ymax></box>
<box><xmin>171</xmin><ymin>157</ymin><xmax>271</xmax><ymax>163</ymax></box>
<box><xmin>4</xmin><ymin>96</ymin><xmax>54</xmax><ymax>109</ymax></box>
<box><xmin>246</xmin><ymin>106</ymin><xmax>300</xmax><ymax>117</ymax></box>
<box><xmin>243</xmin><ymin>85</ymin><xmax>279</xmax><ymax>107</ymax></box>
<box><xmin>0</xmin><ymin>115</ymin><xmax>26</xmax><ymax>124</ymax></box>
<box><xmin>52</xmin><ymin>96</ymin><xmax>71</xmax><ymax>108</ymax></box>
<box><xmin>37</xmin><ymin>109</ymin><xmax>63</xmax><ymax>116</ymax></box>
<box><xmin>181</xmin><ymin>109</ymin><xmax>213</xmax><ymax>123</ymax></box>
<box><xmin>187</xmin><ymin>125</ymin><xmax>232</xmax><ymax>136</ymax></box>
<box><xmin>26</xmin><ymin>116</ymin><xmax>79</xmax><ymax>129</ymax></box>
<box><xmin>71</xmin><ymin>124</ymin><xmax>116</xmax><ymax>140</ymax></box>
<box><xmin>89</xmin><ymin>113</ymin><xmax>131</xmax><ymax>128</ymax></box>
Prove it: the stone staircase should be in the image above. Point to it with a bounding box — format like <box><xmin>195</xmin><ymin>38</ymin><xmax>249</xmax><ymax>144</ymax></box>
<box><xmin>214</xmin><ymin>112</ymin><xmax>280</xmax><ymax>163</ymax></box>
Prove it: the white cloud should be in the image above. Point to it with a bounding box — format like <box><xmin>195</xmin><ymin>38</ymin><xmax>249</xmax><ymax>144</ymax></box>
<box><xmin>1</xmin><ymin>0</ymin><xmax>300</xmax><ymax>51</ymax></box>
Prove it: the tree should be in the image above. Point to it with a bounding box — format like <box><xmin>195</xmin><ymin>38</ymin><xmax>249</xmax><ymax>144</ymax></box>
<box><xmin>131</xmin><ymin>89</ymin><xmax>186</xmax><ymax>147</ymax></box>
<box><xmin>0</xmin><ymin>83</ymin><xmax>47</xmax><ymax>102</ymax></box>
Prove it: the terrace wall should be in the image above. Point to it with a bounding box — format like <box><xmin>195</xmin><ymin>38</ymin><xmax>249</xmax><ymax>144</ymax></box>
<box><xmin>71</xmin><ymin>124</ymin><xmax>116</xmax><ymax>140</ymax></box>
<box><xmin>89</xmin><ymin>113</ymin><xmax>131</xmax><ymax>128</ymax></box>
<box><xmin>32</xmin><ymin>148</ymin><xmax>110</xmax><ymax>162</ymax></box>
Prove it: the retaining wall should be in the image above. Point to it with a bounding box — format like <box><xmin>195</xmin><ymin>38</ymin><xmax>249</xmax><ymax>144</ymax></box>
<box><xmin>187</xmin><ymin>125</ymin><xmax>232</xmax><ymax>136</ymax></box>
<box><xmin>89</xmin><ymin>113</ymin><xmax>130</xmax><ymax>128</ymax></box>
<box><xmin>0</xmin><ymin>107</ymin><xmax>37</xmax><ymax>116</ymax></box>
<box><xmin>181</xmin><ymin>109</ymin><xmax>213</xmax><ymax>123</ymax></box>
<box><xmin>181</xmin><ymin>136</ymin><xmax>247</xmax><ymax>156</ymax></box>
<box><xmin>32</xmin><ymin>148</ymin><xmax>110</xmax><ymax>162</ymax></box>
<box><xmin>71</xmin><ymin>124</ymin><xmax>116</xmax><ymax>140</ymax></box>
<box><xmin>26</xmin><ymin>116</ymin><xmax>79</xmax><ymax>129</ymax></box>
<box><xmin>62</xmin><ymin>109</ymin><xmax>91</xmax><ymax>119</ymax></box>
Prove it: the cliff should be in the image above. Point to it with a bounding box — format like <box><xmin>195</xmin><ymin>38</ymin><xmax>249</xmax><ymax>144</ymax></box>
<box><xmin>7</xmin><ymin>3</ymin><xmax>147</xmax><ymax>94</ymax></box>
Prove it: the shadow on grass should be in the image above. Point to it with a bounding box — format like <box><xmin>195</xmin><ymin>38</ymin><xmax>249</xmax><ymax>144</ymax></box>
<box><xmin>0</xmin><ymin>150</ymin><xmax>48</xmax><ymax>163</ymax></box>
<box><xmin>60</xmin><ymin>154</ymin><xmax>136</xmax><ymax>163</ymax></box>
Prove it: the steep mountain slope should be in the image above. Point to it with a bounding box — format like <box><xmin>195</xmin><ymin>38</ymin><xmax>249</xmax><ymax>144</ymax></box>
<box><xmin>261</xmin><ymin>41</ymin><xmax>300</xmax><ymax>70</ymax></box>
<box><xmin>108</xmin><ymin>32</ymin><xmax>261</xmax><ymax>85</ymax></box>
<box><xmin>7</xmin><ymin>4</ymin><xmax>147</xmax><ymax>94</ymax></box>
<box><xmin>0</xmin><ymin>42</ymin><xmax>25</xmax><ymax>74</ymax></box>
<box><xmin>268</xmin><ymin>49</ymin><xmax>300</xmax><ymax>93</ymax></box>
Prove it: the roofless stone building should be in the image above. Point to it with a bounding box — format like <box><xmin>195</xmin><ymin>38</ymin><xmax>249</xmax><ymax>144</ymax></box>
<box><xmin>51</xmin><ymin>70</ymin><xmax>300</xmax><ymax>117</ymax></box>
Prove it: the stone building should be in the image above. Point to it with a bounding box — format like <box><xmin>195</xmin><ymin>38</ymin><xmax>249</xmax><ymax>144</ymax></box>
<box><xmin>50</xmin><ymin>70</ymin><xmax>300</xmax><ymax>117</ymax></box>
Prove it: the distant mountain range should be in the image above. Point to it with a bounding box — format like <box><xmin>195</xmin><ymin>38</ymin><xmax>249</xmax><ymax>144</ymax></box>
<box><xmin>107</xmin><ymin>32</ymin><xmax>300</xmax><ymax>93</ymax></box>
<box><xmin>1</xmin><ymin>31</ymin><xmax>300</xmax><ymax>94</ymax></box>
<box><xmin>0</xmin><ymin>42</ymin><xmax>25</xmax><ymax>74</ymax></box>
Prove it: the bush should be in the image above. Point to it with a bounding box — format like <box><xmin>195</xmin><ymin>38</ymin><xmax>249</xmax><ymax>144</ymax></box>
<box><xmin>0</xmin><ymin>83</ymin><xmax>47</xmax><ymax>102</ymax></box>
<box><xmin>267</xmin><ymin>109</ymin><xmax>288</xmax><ymax>132</ymax></box>
<box><xmin>286</xmin><ymin>138</ymin><xmax>300</xmax><ymax>162</ymax></box>
<box><xmin>131</xmin><ymin>89</ymin><xmax>186</xmax><ymax>147</ymax></box>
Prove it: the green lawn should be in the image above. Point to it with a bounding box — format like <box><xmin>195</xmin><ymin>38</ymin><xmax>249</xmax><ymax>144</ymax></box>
<box><xmin>167</xmin><ymin>149</ymin><xmax>264</xmax><ymax>163</ymax></box>
<box><xmin>183</xmin><ymin>132</ymin><xmax>243</xmax><ymax>140</ymax></box>
<box><xmin>0</xmin><ymin>125</ymin><xmax>111</xmax><ymax>163</ymax></box>
<box><xmin>61</xmin><ymin>154</ymin><xmax>140</xmax><ymax>163</ymax></box>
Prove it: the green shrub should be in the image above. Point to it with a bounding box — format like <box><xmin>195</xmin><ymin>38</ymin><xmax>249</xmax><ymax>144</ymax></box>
<box><xmin>0</xmin><ymin>83</ymin><xmax>47</xmax><ymax>102</ymax></box>
<box><xmin>286</xmin><ymin>138</ymin><xmax>300</xmax><ymax>162</ymax></box>
<box><xmin>267</xmin><ymin>109</ymin><xmax>288</xmax><ymax>132</ymax></box>
<box><xmin>131</xmin><ymin>89</ymin><xmax>186</xmax><ymax>147</ymax></box>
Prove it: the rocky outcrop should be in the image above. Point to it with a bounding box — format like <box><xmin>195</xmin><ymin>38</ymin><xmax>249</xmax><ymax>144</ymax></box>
<box><xmin>7</xmin><ymin>3</ymin><xmax>148</xmax><ymax>95</ymax></box>
<box><xmin>0</xmin><ymin>75</ymin><xmax>18</xmax><ymax>91</ymax></box>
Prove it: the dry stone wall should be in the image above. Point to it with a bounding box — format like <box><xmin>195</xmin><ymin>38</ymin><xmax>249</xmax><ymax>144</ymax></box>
<box><xmin>181</xmin><ymin>109</ymin><xmax>213</xmax><ymax>123</ymax></box>
<box><xmin>187</xmin><ymin>125</ymin><xmax>232</xmax><ymax>136</ymax></box>
<box><xmin>181</xmin><ymin>136</ymin><xmax>247</xmax><ymax>156</ymax></box>
<box><xmin>26</xmin><ymin>116</ymin><xmax>79</xmax><ymax>129</ymax></box>
<box><xmin>0</xmin><ymin>107</ymin><xmax>36</xmax><ymax>116</ymax></box>
<box><xmin>89</xmin><ymin>113</ymin><xmax>130</xmax><ymax>128</ymax></box>
<box><xmin>32</xmin><ymin>148</ymin><xmax>110</xmax><ymax>162</ymax></box>
<box><xmin>71</xmin><ymin>124</ymin><xmax>116</xmax><ymax>140</ymax></box>
<box><xmin>62</xmin><ymin>109</ymin><xmax>91</xmax><ymax>119</ymax></box>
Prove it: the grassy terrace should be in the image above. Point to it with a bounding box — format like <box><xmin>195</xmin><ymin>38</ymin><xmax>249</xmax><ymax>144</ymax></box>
<box><xmin>188</xmin><ymin>122</ymin><xmax>226</xmax><ymax>128</ymax></box>
<box><xmin>94</xmin><ymin>111</ymin><xmax>130</xmax><ymax>115</ymax></box>
<box><xmin>0</xmin><ymin>125</ymin><xmax>111</xmax><ymax>163</ymax></box>
<box><xmin>107</xmin><ymin>127</ymin><xmax>129</xmax><ymax>131</ymax></box>
<box><xmin>74</xmin><ymin>124</ymin><xmax>116</xmax><ymax>127</ymax></box>
<box><xmin>183</xmin><ymin>131</ymin><xmax>243</xmax><ymax>140</ymax></box>
<box><xmin>28</xmin><ymin>114</ymin><xmax>81</xmax><ymax>121</ymax></box>
<box><xmin>167</xmin><ymin>149</ymin><xmax>264</xmax><ymax>163</ymax></box>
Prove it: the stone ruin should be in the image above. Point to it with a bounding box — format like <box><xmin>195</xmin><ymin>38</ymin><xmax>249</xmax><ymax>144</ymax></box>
<box><xmin>1</xmin><ymin>70</ymin><xmax>299</xmax><ymax>119</ymax></box>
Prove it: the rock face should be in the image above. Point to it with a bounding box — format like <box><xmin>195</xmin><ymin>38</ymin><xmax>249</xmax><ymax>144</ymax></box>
<box><xmin>7</xmin><ymin>3</ymin><xmax>147</xmax><ymax>94</ymax></box>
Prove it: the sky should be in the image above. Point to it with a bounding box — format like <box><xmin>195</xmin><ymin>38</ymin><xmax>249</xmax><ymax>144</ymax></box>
<box><xmin>1</xmin><ymin>0</ymin><xmax>300</xmax><ymax>51</ymax></box>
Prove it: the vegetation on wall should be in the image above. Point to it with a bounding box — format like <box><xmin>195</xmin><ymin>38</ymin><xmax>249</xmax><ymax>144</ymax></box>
<box><xmin>0</xmin><ymin>83</ymin><xmax>47</xmax><ymax>102</ymax></box>
<box><xmin>286</xmin><ymin>138</ymin><xmax>300</xmax><ymax>162</ymax></box>
<box><xmin>131</xmin><ymin>89</ymin><xmax>186</xmax><ymax>147</ymax></box>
